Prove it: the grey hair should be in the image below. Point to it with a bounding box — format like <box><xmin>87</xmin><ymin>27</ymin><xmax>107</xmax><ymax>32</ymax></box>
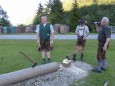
<box><xmin>101</xmin><ymin>17</ymin><xmax>109</xmax><ymax>24</ymax></box>
<box><xmin>41</xmin><ymin>16</ymin><xmax>47</xmax><ymax>20</ymax></box>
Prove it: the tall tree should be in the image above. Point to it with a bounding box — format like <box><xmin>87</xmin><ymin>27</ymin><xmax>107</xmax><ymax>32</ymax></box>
<box><xmin>69</xmin><ymin>0</ymin><xmax>80</xmax><ymax>32</ymax></box>
<box><xmin>50</xmin><ymin>0</ymin><xmax>64</xmax><ymax>24</ymax></box>
<box><xmin>0</xmin><ymin>5</ymin><xmax>10</xmax><ymax>26</ymax></box>
<box><xmin>33</xmin><ymin>3</ymin><xmax>44</xmax><ymax>25</ymax></box>
<box><xmin>36</xmin><ymin>3</ymin><xmax>44</xmax><ymax>16</ymax></box>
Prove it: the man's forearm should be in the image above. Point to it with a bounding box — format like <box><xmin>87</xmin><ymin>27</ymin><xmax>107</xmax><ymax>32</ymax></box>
<box><xmin>105</xmin><ymin>38</ymin><xmax>110</xmax><ymax>45</ymax></box>
<box><xmin>37</xmin><ymin>33</ymin><xmax>40</xmax><ymax>42</ymax></box>
<box><xmin>103</xmin><ymin>38</ymin><xmax>110</xmax><ymax>51</ymax></box>
<box><xmin>96</xmin><ymin>24</ymin><xmax>99</xmax><ymax>32</ymax></box>
<box><xmin>51</xmin><ymin>32</ymin><xmax>54</xmax><ymax>41</ymax></box>
<box><xmin>85</xmin><ymin>33</ymin><xmax>89</xmax><ymax>37</ymax></box>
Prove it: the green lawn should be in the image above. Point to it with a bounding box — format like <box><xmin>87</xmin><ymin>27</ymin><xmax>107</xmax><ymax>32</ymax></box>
<box><xmin>0</xmin><ymin>39</ymin><xmax>115</xmax><ymax>86</ymax></box>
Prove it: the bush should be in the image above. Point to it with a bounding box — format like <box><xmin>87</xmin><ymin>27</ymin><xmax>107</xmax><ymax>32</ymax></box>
<box><xmin>80</xmin><ymin>3</ymin><xmax>115</xmax><ymax>32</ymax></box>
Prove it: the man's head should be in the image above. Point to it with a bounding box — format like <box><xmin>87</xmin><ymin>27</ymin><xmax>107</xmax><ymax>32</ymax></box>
<box><xmin>41</xmin><ymin>16</ymin><xmax>47</xmax><ymax>24</ymax></box>
<box><xmin>79</xmin><ymin>18</ymin><xmax>85</xmax><ymax>25</ymax></box>
<box><xmin>101</xmin><ymin>17</ymin><xmax>109</xmax><ymax>26</ymax></box>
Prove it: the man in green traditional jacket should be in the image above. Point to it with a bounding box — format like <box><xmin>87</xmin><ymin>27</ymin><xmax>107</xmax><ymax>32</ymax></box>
<box><xmin>35</xmin><ymin>16</ymin><xmax>55</xmax><ymax>64</ymax></box>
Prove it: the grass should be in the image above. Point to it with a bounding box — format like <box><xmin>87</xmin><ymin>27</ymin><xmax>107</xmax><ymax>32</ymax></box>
<box><xmin>0</xmin><ymin>39</ymin><xmax>115</xmax><ymax>86</ymax></box>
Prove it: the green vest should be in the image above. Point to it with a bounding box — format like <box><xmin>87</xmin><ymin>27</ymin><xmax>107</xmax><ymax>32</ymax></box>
<box><xmin>39</xmin><ymin>23</ymin><xmax>51</xmax><ymax>39</ymax></box>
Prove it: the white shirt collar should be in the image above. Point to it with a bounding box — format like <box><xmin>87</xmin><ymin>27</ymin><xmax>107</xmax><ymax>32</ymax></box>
<box><xmin>43</xmin><ymin>22</ymin><xmax>47</xmax><ymax>26</ymax></box>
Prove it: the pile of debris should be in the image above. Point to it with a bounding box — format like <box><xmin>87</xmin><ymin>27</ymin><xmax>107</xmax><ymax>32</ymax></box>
<box><xmin>10</xmin><ymin>61</ymin><xmax>92</xmax><ymax>86</ymax></box>
<box><xmin>54</xmin><ymin>24</ymin><xmax>70</xmax><ymax>34</ymax></box>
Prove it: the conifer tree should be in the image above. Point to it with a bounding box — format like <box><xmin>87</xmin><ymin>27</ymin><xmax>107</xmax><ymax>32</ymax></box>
<box><xmin>33</xmin><ymin>3</ymin><xmax>44</xmax><ymax>25</ymax></box>
<box><xmin>0</xmin><ymin>6</ymin><xmax>10</xmax><ymax>26</ymax></box>
<box><xmin>69</xmin><ymin>0</ymin><xmax>80</xmax><ymax>32</ymax></box>
<box><xmin>50</xmin><ymin>0</ymin><xmax>64</xmax><ymax>24</ymax></box>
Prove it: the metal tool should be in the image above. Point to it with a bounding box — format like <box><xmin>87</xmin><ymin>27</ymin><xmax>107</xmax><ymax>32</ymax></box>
<box><xmin>66</xmin><ymin>47</ymin><xmax>82</xmax><ymax>60</ymax></box>
<box><xmin>19</xmin><ymin>52</ymin><xmax>37</xmax><ymax>68</ymax></box>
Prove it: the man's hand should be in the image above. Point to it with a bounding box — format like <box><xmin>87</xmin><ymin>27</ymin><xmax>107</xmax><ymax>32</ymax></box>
<box><xmin>95</xmin><ymin>23</ymin><xmax>98</xmax><ymax>27</ymax></box>
<box><xmin>50</xmin><ymin>40</ymin><xmax>54</xmax><ymax>46</ymax></box>
<box><xmin>103</xmin><ymin>44</ymin><xmax>107</xmax><ymax>51</ymax></box>
<box><xmin>83</xmin><ymin>36</ymin><xmax>86</xmax><ymax>40</ymax></box>
<box><xmin>95</xmin><ymin>24</ymin><xmax>99</xmax><ymax>32</ymax></box>
<box><xmin>103</xmin><ymin>38</ymin><xmax>110</xmax><ymax>51</ymax></box>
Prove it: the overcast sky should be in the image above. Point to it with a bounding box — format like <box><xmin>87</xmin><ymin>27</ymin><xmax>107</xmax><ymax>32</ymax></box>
<box><xmin>0</xmin><ymin>0</ymin><xmax>49</xmax><ymax>25</ymax></box>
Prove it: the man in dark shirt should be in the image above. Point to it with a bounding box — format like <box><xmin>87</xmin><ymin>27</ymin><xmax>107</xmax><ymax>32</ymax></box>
<box><xmin>92</xmin><ymin>17</ymin><xmax>111</xmax><ymax>73</ymax></box>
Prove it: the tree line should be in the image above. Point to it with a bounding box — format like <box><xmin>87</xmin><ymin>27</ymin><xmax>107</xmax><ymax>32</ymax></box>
<box><xmin>33</xmin><ymin>0</ymin><xmax>115</xmax><ymax>32</ymax></box>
